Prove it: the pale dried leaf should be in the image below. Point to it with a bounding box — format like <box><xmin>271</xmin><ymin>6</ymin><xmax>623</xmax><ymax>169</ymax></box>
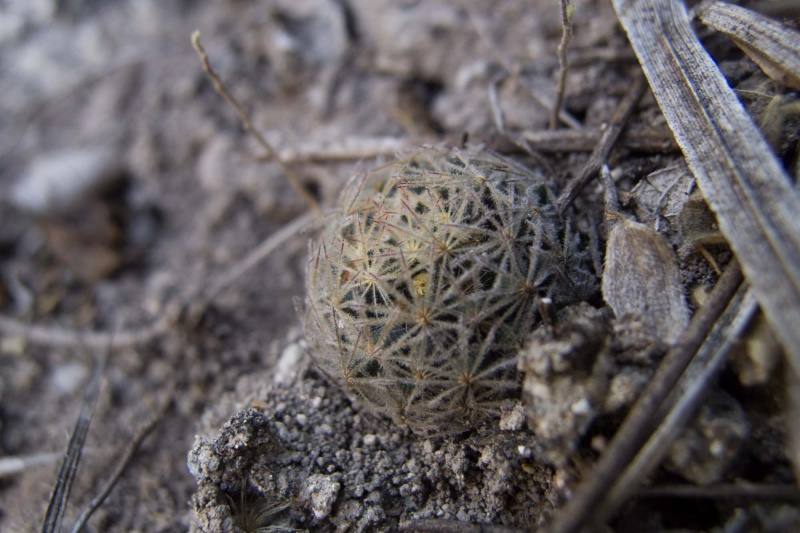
<box><xmin>696</xmin><ymin>1</ymin><xmax>800</xmax><ymax>90</ymax></box>
<box><xmin>629</xmin><ymin>160</ymin><xmax>695</xmax><ymax>243</ymax></box>
<box><xmin>602</xmin><ymin>217</ymin><xmax>690</xmax><ymax>345</ymax></box>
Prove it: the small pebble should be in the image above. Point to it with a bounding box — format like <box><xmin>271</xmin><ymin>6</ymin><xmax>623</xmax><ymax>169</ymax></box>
<box><xmin>11</xmin><ymin>147</ymin><xmax>121</xmax><ymax>216</ymax></box>
<box><xmin>517</xmin><ymin>445</ymin><xmax>532</xmax><ymax>459</ymax></box>
<box><xmin>300</xmin><ymin>474</ymin><xmax>341</xmax><ymax>520</ymax></box>
<box><xmin>274</xmin><ymin>343</ymin><xmax>303</xmax><ymax>384</ymax></box>
<box><xmin>50</xmin><ymin>362</ymin><xmax>89</xmax><ymax>395</ymax></box>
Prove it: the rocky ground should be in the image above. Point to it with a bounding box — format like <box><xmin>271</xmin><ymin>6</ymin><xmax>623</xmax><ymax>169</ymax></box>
<box><xmin>0</xmin><ymin>0</ymin><xmax>797</xmax><ymax>531</ymax></box>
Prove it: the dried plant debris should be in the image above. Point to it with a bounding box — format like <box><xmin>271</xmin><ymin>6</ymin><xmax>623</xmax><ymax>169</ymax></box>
<box><xmin>612</xmin><ymin>0</ymin><xmax>800</xmax><ymax>373</ymax></box>
<box><xmin>629</xmin><ymin>162</ymin><xmax>734</xmax><ymax>277</ymax></box>
<box><xmin>628</xmin><ymin>160</ymin><xmax>696</xmax><ymax>246</ymax></box>
<box><xmin>188</xmin><ymin>365</ymin><xmax>558</xmax><ymax>532</ymax></box>
<box><xmin>518</xmin><ymin>303</ymin><xmax>612</xmax><ymax>464</ymax></box>
<box><xmin>302</xmin><ymin>146</ymin><xmax>597</xmax><ymax>433</ymax></box>
<box><xmin>696</xmin><ymin>1</ymin><xmax>800</xmax><ymax>90</ymax></box>
<box><xmin>603</xmin><ymin>166</ymin><xmax>690</xmax><ymax>346</ymax></box>
<box><xmin>602</xmin><ymin>213</ymin><xmax>690</xmax><ymax>346</ymax></box>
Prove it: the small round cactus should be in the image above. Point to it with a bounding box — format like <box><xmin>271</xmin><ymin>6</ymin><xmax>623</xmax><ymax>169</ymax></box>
<box><xmin>303</xmin><ymin>146</ymin><xmax>595</xmax><ymax>432</ymax></box>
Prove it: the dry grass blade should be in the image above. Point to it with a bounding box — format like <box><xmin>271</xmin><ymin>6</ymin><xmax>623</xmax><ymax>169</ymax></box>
<box><xmin>41</xmin><ymin>348</ymin><xmax>109</xmax><ymax>533</ymax></box>
<box><xmin>696</xmin><ymin>1</ymin><xmax>800</xmax><ymax>90</ymax></box>
<box><xmin>641</xmin><ymin>483</ymin><xmax>800</xmax><ymax>503</ymax></box>
<box><xmin>521</xmin><ymin>126</ymin><xmax>676</xmax><ymax>153</ymax></box>
<box><xmin>612</xmin><ymin>0</ymin><xmax>800</xmax><ymax>374</ymax></box>
<box><xmin>70</xmin><ymin>395</ymin><xmax>170</xmax><ymax>533</ymax></box>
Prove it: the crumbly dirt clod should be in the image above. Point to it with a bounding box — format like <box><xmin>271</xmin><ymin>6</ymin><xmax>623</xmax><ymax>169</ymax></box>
<box><xmin>518</xmin><ymin>302</ymin><xmax>668</xmax><ymax>465</ymax></box>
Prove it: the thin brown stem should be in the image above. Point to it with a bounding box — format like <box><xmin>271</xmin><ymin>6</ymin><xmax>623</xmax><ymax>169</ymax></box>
<box><xmin>551</xmin><ymin>0</ymin><xmax>574</xmax><ymax>129</ymax></box>
<box><xmin>641</xmin><ymin>483</ymin><xmax>800</xmax><ymax>503</ymax></box>
<box><xmin>191</xmin><ymin>32</ymin><xmax>321</xmax><ymax>217</ymax></box>
<box><xmin>556</xmin><ymin>73</ymin><xmax>647</xmax><ymax>213</ymax></box>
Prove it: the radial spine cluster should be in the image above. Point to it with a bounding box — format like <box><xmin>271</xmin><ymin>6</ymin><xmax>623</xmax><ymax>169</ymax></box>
<box><xmin>303</xmin><ymin>146</ymin><xmax>596</xmax><ymax>432</ymax></box>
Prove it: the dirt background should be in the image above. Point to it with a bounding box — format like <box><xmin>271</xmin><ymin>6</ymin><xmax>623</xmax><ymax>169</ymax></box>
<box><xmin>0</xmin><ymin>0</ymin><xmax>795</xmax><ymax>532</ymax></box>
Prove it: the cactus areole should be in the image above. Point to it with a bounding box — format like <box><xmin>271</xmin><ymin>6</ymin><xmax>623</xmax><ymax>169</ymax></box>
<box><xmin>303</xmin><ymin>147</ymin><xmax>596</xmax><ymax>432</ymax></box>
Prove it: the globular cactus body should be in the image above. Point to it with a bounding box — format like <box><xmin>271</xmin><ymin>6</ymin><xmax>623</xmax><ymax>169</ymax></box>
<box><xmin>303</xmin><ymin>147</ymin><xmax>595</xmax><ymax>432</ymax></box>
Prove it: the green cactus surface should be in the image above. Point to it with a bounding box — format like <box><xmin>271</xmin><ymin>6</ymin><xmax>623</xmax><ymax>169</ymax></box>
<box><xmin>303</xmin><ymin>147</ymin><xmax>596</xmax><ymax>432</ymax></box>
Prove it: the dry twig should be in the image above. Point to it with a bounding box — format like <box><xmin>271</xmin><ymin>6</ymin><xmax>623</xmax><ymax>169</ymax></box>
<box><xmin>191</xmin><ymin>31</ymin><xmax>321</xmax><ymax>217</ymax></box>
<box><xmin>641</xmin><ymin>483</ymin><xmax>800</xmax><ymax>504</ymax></box>
<box><xmin>521</xmin><ymin>125</ymin><xmax>676</xmax><ymax>153</ymax></box>
<box><xmin>555</xmin><ymin>73</ymin><xmax>646</xmax><ymax>213</ymax></box>
<box><xmin>551</xmin><ymin>0</ymin><xmax>574</xmax><ymax>129</ymax></box>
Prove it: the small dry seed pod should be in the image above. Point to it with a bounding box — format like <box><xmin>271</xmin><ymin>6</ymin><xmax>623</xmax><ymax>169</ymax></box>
<box><xmin>303</xmin><ymin>146</ymin><xmax>597</xmax><ymax>433</ymax></box>
<box><xmin>601</xmin><ymin>165</ymin><xmax>690</xmax><ymax>346</ymax></box>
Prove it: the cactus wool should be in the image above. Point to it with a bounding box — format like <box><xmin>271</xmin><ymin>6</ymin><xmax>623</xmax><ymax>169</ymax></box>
<box><xmin>303</xmin><ymin>147</ymin><xmax>596</xmax><ymax>432</ymax></box>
